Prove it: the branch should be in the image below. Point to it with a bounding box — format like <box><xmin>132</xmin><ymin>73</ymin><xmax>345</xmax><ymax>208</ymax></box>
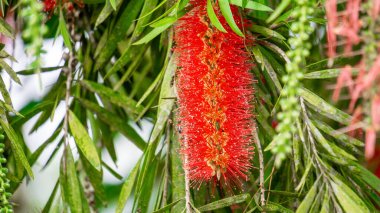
<box><xmin>253</xmin><ymin>127</ymin><xmax>266</xmax><ymax>207</ymax></box>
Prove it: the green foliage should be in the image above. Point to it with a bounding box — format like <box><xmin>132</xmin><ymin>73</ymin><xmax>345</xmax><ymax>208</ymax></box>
<box><xmin>20</xmin><ymin>0</ymin><xmax>47</xmax><ymax>76</ymax></box>
<box><xmin>0</xmin><ymin>0</ymin><xmax>378</xmax><ymax>212</ymax></box>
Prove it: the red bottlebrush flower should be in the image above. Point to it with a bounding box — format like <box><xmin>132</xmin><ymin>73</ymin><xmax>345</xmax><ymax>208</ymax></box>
<box><xmin>174</xmin><ymin>0</ymin><xmax>254</xmax><ymax>187</ymax></box>
<box><xmin>326</xmin><ymin>0</ymin><xmax>338</xmax><ymax>58</ymax></box>
<box><xmin>333</xmin><ymin>65</ymin><xmax>354</xmax><ymax>102</ymax></box>
<box><xmin>44</xmin><ymin>0</ymin><xmax>56</xmax><ymax>12</ymax></box>
<box><xmin>366</xmin><ymin>128</ymin><xmax>376</xmax><ymax>160</ymax></box>
<box><xmin>371</xmin><ymin>0</ymin><xmax>380</xmax><ymax>18</ymax></box>
<box><xmin>372</xmin><ymin>95</ymin><xmax>380</xmax><ymax>130</ymax></box>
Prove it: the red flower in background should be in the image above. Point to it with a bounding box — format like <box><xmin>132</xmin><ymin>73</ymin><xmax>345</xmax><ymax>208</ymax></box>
<box><xmin>174</xmin><ymin>0</ymin><xmax>254</xmax><ymax>187</ymax></box>
<box><xmin>326</xmin><ymin>0</ymin><xmax>380</xmax><ymax>163</ymax></box>
<box><xmin>43</xmin><ymin>0</ymin><xmax>56</xmax><ymax>12</ymax></box>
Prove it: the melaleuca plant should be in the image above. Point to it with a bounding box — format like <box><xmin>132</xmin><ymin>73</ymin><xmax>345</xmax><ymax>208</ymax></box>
<box><xmin>0</xmin><ymin>0</ymin><xmax>378</xmax><ymax>212</ymax></box>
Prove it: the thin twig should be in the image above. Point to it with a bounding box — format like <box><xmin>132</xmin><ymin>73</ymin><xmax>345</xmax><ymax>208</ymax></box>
<box><xmin>253</xmin><ymin>126</ymin><xmax>266</xmax><ymax>207</ymax></box>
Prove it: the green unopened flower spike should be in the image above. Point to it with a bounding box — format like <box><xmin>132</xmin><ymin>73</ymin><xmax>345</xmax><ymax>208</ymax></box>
<box><xmin>271</xmin><ymin>0</ymin><xmax>315</xmax><ymax>167</ymax></box>
<box><xmin>0</xmin><ymin>132</ymin><xmax>12</xmax><ymax>212</ymax></box>
<box><xmin>21</xmin><ymin>0</ymin><xmax>48</xmax><ymax>86</ymax></box>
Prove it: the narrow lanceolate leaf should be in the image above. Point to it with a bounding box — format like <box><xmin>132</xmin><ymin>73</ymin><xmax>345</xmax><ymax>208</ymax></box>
<box><xmin>58</xmin><ymin>12</ymin><xmax>72</xmax><ymax>51</ymax></box>
<box><xmin>0</xmin><ymin>76</ymin><xmax>12</xmax><ymax>106</ymax></box>
<box><xmin>42</xmin><ymin>180</ymin><xmax>60</xmax><ymax>213</ymax></box>
<box><xmin>296</xmin><ymin>181</ymin><xmax>319</xmax><ymax>213</ymax></box>
<box><xmin>306</xmin><ymin>119</ymin><xmax>356</xmax><ymax>161</ymax></box>
<box><xmin>299</xmin><ymin>87</ymin><xmax>351</xmax><ymax>125</ymax></box>
<box><xmin>262</xmin><ymin>202</ymin><xmax>294</xmax><ymax>213</ymax></box>
<box><xmin>218</xmin><ymin>0</ymin><xmax>244</xmax><ymax>36</ymax></box>
<box><xmin>207</xmin><ymin>0</ymin><xmax>227</xmax><ymax>33</ymax></box>
<box><xmin>104</xmin><ymin>0</ymin><xmax>158</xmax><ymax>77</ymax></box>
<box><xmin>153</xmin><ymin>199</ymin><xmax>184</xmax><ymax>213</ymax></box>
<box><xmin>77</xmin><ymin>99</ymin><xmax>146</xmax><ymax>150</ymax></box>
<box><xmin>304</xmin><ymin>68</ymin><xmax>359</xmax><ymax>79</ymax></box>
<box><xmin>198</xmin><ymin>194</ymin><xmax>250</xmax><ymax>211</ymax></box>
<box><xmin>0</xmin><ymin>59</ymin><xmax>21</xmax><ymax>85</ymax></box>
<box><xmin>350</xmin><ymin>162</ymin><xmax>380</xmax><ymax>193</ymax></box>
<box><xmin>171</xmin><ymin>130</ymin><xmax>186</xmax><ymax>212</ymax></box>
<box><xmin>149</xmin><ymin>54</ymin><xmax>176</xmax><ymax>143</ymax></box>
<box><xmin>0</xmin><ymin>117</ymin><xmax>34</xmax><ymax>178</ymax></box>
<box><xmin>80</xmin><ymin>80</ymin><xmax>143</xmax><ymax>117</ymax></box>
<box><xmin>133</xmin><ymin>23</ymin><xmax>173</xmax><ymax>45</ymax></box>
<box><xmin>94</xmin><ymin>0</ymin><xmax>144</xmax><ymax>70</ymax></box>
<box><xmin>116</xmin><ymin>159</ymin><xmax>140</xmax><ymax>213</ymax></box>
<box><xmin>17</xmin><ymin>66</ymin><xmax>64</xmax><ymax>75</ymax></box>
<box><xmin>230</xmin><ymin>0</ymin><xmax>273</xmax><ymax>11</ymax></box>
<box><xmin>95</xmin><ymin>0</ymin><xmax>123</xmax><ymax>27</ymax></box>
<box><xmin>313</xmin><ymin>119</ymin><xmax>364</xmax><ymax>147</ymax></box>
<box><xmin>266</xmin><ymin>0</ymin><xmax>291</xmax><ymax>23</ymax></box>
<box><xmin>0</xmin><ymin>17</ymin><xmax>15</xmax><ymax>39</ymax></box>
<box><xmin>330</xmin><ymin>177</ymin><xmax>370</xmax><ymax>213</ymax></box>
<box><xmin>68</xmin><ymin>110</ymin><xmax>101</xmax><ymax>171</ymax></box>
<box><xmin>60</xmin><ymin>149</ymin><xmax>82</xmax><ymax>213</ymax></box>
<box><xmin>249</xmin><ymin>25</ymin><xmax>286</xmax><ymax>41</ymax></box>
<box><xmin>108</xmin><ymin>0</ymin><xmax>116</xmax><ymax>10</ymax></box>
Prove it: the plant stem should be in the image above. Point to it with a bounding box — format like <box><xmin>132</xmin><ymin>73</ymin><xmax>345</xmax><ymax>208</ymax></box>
<box><xmin>253</xmin><ymin>128</ymin><xmax>266</xmax><ymax>207</ymax></box>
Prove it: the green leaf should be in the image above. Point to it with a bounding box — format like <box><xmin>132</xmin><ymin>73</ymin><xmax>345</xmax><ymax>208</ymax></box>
<box><xmin>17</xmin><ymin>66</ymin><xmax>63</xmax><ymax>75</ymax></box>
<box><xmin>330</xmin><ymin>176</ymin><xmax>370</xmax><ymax>213</ymax></box>
<box><xmin>137</xmin><ymin>0</ymin><xmax>167</xmax><ymax>22</ymax></box>
<box><xmin>81</xmin><ymin>80</ymin><xmax>143</xmax><ymax>117</ymax></box>
<box><xmin>153</xmin><ymin>199</ymin><xmax>184</xmax><ymax>213</ymax></box>
<box><xmin>320</xmin><ymin>190</ymin><xmax>330</xmax><ymax>213</ymax></box>
<box><xmin>59</xmin><ymin>12</ymin><xmax>72</xmax><ymax>51</ymax></box>
<box><xmin>0</xmin><ymin>59</ymin><xmax>21</xmax><ymax>85</ymax></box>
<box><xmin>207</xmin><ymin>0</ymin><xmax>227</xmax><ymax>33</ymax></box>
<box><xmin>60</xmin><ymin>148</ymin><xmax>82</xmax><ymax>213</ymax></box>
<box><xmin>299</xmin><ymin>87</ymin><xmax>351</xmax><ymax>125</ymax></box>
<box><xmin>305</xmin><ymin>115</ymin><xmax>356</xmax><ymax>161</ymax></box>
<box><xmin>296</xmin><ymin>180</ymin><xmax>319</xmax><ymax>213</ymax></box>
<box><xmin>230</xmin><ymin>0</ymin><xmax>273</xmax><ymax>11</ymax></box>
<box><xmin>95</xmin><ymin>0</ymin><xmax>123</xmax><ymax>27</ymax></box>
<box><xmin>68</xmin><ymin>110</ymin><xmax>101</xmax><ymax>171</ymax></box>
<box><xmin>261</xmin><ymin>50</ymin><xmax>282</xmax><ymax>92</ymax></box>
<box><xmin>94</xmin><ymin>0</ymin><xmax>144</xmax><ymax>70</ymax></box>
<box><xmin>0</xmin><ymin>76</ymin><xmax>12</xmax><ymax>106</ymax></box>
<box><xmin>266</xmin><ymin>0</ymin><xmax>291</xmax><ymax>23</ymax></box>
<box><xmin>81</xmin><ymin>152</ymin><xmax>106</xmax><ymax>203</ymax></box>
<box><xmin>295</xmin><ymin>161</ymin><xmax>312</xmax><ymax>191</ymax></box>
<box><xmin>198</xmin><ymin>194</ymin><xmax>250</xmax><ymax>211</ymax></box>
<box><xmin>249</xmin><ymin>25</ymin><xmax>286</xmax><ymax>41</ymax></box>
<box><xmin>304</xmin><ymin>68</ymin><xmax>359</xmax><ymax>79</ymax></box>
<box><xmin>108</xmin><ymin>0</ymin><xmax>116</xmax><ymax>10</ymax></box>
<box><xmin>149</xmin><ymin>53</ymin><xmax>176</xmax><ymax>143</ymax></box>
<box><xmin>104</xmin><ymin>0</ymin><xmax>158</xmax><ymax>77</ymax></box>
<box><xmin>350</xmin><ymin>162</ymin><xmax>380</xmax><ymax>193</ymax></box>
<box><xmin>133</xmin><ymin>23</ymin><xmax>173</xmax><ymax>45</ymax></box>
<box><xmin>262</xmin><ymin>202</ymin><xmax>294</xmax><ymax>213</ymax></box>
<box><xmin>0</xmin><ymin>117</ymin><xmax>34</xmax><ymax>178</ymax></box>
<box><xmin>252</xmin><ymin>46</ymin><xmax>264</xmax><ymax>69</ymax></box>
<box><xmin>171</xmin><ymin>130</ymin><xmax>186</xmax><ymax>212</ymax></box>
<box><xmin>42</xmin><ymin>180</ymin><xmax>60</xmax><ymax>213</ymax></box>
<box><xmin>0</xmin><ymin>17</ymin><xmax>15</xmax><ymax>39</ymax></box>
<box><xmin>218</xmin><ymin>0</ymin><xmax>244</xmax><ymax>36</ymax></box>
<box><xmin>150</xmin><ymin>16</ymin><xmax>180</xmax><ymax>28</ymax></box>
<box><xmin>102</xmin><ymin>161</ymin><xmax>123</xmax><ymax>180</ymax></box>
<box><xmin>137</xmin><ymin>69</ymin><xmax>165</xmax><ymax>106</ymax></box>
<box><xmin>313</xmin><ymin>119</ymin><xmax>364</xmax><ymax>147</ymax></box>
<box><xmin>116</xmin><ymin>159</ymin><xmax>140</xmax><ymax>213</ymax></box>
<box><xmin>77</xmin><ymin>98</ymin><xmax>147</xmax><ymax>150</ymax></box>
